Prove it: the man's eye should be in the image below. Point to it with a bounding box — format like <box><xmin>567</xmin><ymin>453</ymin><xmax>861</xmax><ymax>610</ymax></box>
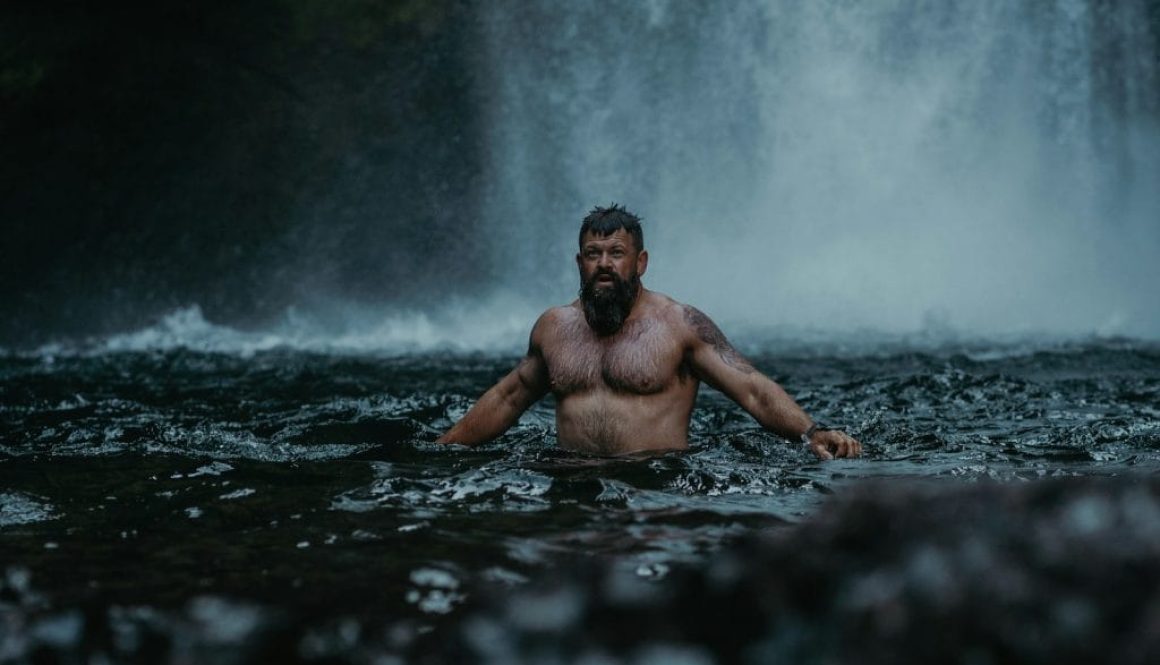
<box><xmin>611</xmin><ymin>250</ymin><xmax>624</xmax><ymax>258</ymax></box>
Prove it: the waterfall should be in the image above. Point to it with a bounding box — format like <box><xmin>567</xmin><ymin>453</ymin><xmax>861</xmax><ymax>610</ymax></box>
<box><xmin>473</xmin><ymin>0</ymin><xmax>1160</xmax><ymax>337</ymax></box>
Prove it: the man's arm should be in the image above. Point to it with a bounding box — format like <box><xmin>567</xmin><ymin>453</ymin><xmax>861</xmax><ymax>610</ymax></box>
<box><xmin>436</xmin><ymin>331</ymin><xmax>550</xmax><ymax>446</ymax></box>
<box><xmin>682</xmin><ymin>306</ymin><xmax>861</xmax><ymax>460</ymax></box>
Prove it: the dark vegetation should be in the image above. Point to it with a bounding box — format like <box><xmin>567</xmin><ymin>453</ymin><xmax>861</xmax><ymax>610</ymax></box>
<box><xmin>1</xmin><ymin>0</ymin><xmax>483</xmax><ymax>346</ymax></box>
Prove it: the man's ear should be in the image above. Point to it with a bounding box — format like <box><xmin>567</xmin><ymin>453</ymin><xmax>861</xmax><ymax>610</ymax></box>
<box><xmin>637</xmin><ymin>250</ymin><xmax>649</xmax><ymax>276</ymax></box>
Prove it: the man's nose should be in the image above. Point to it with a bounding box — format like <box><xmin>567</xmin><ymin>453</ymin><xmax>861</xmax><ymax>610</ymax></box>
<box><xmin>596</xmin><ymin>253</ymin><xmax>612</xmax><ymax>267</ymax></box>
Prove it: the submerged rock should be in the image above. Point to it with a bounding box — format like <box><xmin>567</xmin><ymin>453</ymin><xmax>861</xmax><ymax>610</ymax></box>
<box><xmin>443</xmin><ymin>476</ymin><xmax>1160</xmax><ymax>665</ymax></box>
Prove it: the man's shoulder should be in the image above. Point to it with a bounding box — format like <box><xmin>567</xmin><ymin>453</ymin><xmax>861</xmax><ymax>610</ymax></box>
<box><xmin>638</xmin><ymin>291</ymin><xmax>727</xmax><ymax>344</ymax></box>
<box><xmin>640</xmin><ymin>290</ymin><xmax>696</xmax><ymax>324</ymax></box>
<box><xmin>530</xmin><ymin>303</ymin><xmax>581</xmax><ymax>337</ymax></box>
<box><xmin>536</xmin><ymin>303</ymin><xmax>580</xmax><ymax>324</ymax></box>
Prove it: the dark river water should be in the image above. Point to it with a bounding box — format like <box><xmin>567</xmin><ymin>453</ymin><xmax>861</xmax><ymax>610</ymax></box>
<box><xmin>2</xmin><ymin>335</ymin><xmax>1158</xmax><ymax>663</ymax></box>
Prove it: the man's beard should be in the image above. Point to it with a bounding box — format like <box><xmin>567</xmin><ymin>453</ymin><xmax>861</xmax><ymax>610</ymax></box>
<box><xmin>580</xmin><ymin>270</ymin><xmax>640</xmax><ymax>336</ymax></box>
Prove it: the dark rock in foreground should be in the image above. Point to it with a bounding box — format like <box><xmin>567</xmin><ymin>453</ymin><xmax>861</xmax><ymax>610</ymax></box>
<box><xmin>442</xmin><ymin>476</ymin><xmax>1160</xmax><ymax>665</ymax></box>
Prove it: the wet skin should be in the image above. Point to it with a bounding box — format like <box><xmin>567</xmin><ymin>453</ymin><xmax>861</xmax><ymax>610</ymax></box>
<box><xmin>437</xmin><ymin>229</ymin><xmax>862</xmax><ymax>459</ymax></box>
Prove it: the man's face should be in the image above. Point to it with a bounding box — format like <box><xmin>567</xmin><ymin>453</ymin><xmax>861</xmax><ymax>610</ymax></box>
<box><xmin>576</xmin><ymin>229</ymin><xmax>648</xmax><ymax>336</ymax></box>
<box><xmin>577</xmin><ymin>229</ymin><xmax>647</xmax><ymax>288</ymax></box>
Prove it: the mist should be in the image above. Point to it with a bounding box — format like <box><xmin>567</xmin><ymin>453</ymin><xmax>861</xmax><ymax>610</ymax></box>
<box><xmin>478</xmin><ymin>0</ymin><xmax>1160</xmax><ymax>339</ymax></box>
<box><xmin>3</xmin><ymin>0</ymin><xmax>1158</xmax><ymax>351</ymax></box>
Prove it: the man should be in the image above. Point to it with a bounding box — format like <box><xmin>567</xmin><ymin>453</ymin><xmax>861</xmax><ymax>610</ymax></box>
<box><xmin>437</xmin><ymin>205</ymin><xmax>862</xmax><ymax>460</ymax></box>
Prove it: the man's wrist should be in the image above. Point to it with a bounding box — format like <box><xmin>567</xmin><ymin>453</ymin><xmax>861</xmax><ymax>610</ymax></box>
<box><xmin>800</xmin><ymin>423</ymin><xmax>828</xmax><ymax>446</ymax></box>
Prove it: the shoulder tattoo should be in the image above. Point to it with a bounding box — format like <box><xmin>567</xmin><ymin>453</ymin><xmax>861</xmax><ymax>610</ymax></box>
<box><xmin>682</xmin><ymin>306</ymin><xmax>755</xmax><ymax>374</ymax></box>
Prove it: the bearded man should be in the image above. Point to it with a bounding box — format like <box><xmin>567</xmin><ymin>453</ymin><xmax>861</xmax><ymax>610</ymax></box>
<box><xmin>437</xmin><ymin>204</ymin><xmax>862</xmax><ymax>460</ymax></box>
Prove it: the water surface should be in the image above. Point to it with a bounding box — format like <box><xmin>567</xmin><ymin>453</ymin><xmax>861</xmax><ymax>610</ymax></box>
<box><xmin>2</xmin><ymin>337</ymin><xmax>1158</xmax><ymax>661</ymax></box>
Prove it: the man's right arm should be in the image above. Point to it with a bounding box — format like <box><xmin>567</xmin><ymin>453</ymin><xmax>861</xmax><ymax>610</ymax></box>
<box><xmin>435</xmin><ymin>330</ymin><xmax>550</xmax><ymax>446</ymax></box>
<box><xmin>681</xmin><ymin>305</ymin><xmax>862</xmax><ymax>459</ymax></box>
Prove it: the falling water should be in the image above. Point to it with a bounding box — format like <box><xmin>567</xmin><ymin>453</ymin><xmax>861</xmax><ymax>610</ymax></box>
<box><xmin>474</xmin><ymin>0</ymin><xmax>1160</xmax><ymax>339</ymax></box>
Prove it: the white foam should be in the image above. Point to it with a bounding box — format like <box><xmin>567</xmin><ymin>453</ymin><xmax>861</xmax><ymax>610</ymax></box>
<box><xmin>23</xmin><ymin>296</ymin><xmax>1152</xmax><ymax>361</ymax></box>
<box><xmin>0</xmin><ymin>493</ymin><xmax>58</xmax><ymax>528</ymax></box>
<box><xmin>35</xmin><ymin>294</ymin><xmax>542</xmax><ymax>357</ymax></box>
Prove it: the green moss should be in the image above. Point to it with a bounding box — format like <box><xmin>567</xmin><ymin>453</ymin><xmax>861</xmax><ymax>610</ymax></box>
<box><xmin>0</xmin><ymin>60</ymin><xmax>48</xmax><ymax>97</ymax></box>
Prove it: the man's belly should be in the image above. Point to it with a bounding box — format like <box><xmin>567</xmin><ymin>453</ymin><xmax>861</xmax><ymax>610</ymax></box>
<box><xmin>554</xmin><ymin>390</ymin><xmax>694</xmax><ymax>456</ymax></box>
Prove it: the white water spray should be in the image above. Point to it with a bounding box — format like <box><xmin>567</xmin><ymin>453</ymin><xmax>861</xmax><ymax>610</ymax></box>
<box><xmin>474</xmin><ymin>0</ymin><xmax>1160</xmax><ymax>338</ymax></box>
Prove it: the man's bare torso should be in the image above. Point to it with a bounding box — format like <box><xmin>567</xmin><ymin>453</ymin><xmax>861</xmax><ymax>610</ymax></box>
<box><xmin>534</xmin><ymin>290</ymin><xmax>700</xmax><ymax>456</ymax></box>
<box><xmin>436</xmin><ymin>213</ymin><xmax>862</xmax><ymax>460</ymax></box>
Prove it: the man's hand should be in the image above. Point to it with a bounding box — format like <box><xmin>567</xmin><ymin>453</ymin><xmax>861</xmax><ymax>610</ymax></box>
<box><xmin>807</xmin><ymin>430</ymin><xmax>862</xmax><ymax>460</ymax></box>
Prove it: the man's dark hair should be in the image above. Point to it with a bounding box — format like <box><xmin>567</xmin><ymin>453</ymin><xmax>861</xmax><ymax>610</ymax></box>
<box><xmin>579</xmin><ymin>204</ymin><xmax>644</xmax><ymax>252</ymax></box>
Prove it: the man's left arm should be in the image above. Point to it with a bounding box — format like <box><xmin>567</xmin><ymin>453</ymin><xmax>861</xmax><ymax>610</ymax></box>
<box><xmin>682</xmin><ymin>306</ymin><xmax>861</xmax><ymax>460</ymax></box>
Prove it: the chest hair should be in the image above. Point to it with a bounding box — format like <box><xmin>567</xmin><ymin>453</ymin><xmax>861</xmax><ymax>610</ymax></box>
<box><xmin>546</xmin><ymin>318</ymin><xmax>679</xmax><ymax>395</ymax></box>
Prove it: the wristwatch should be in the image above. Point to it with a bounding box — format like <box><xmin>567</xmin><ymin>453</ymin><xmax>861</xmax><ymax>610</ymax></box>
<box><xmin>801</xmin><ymin>423</ymin><xmax>828</xmax><ymax>447</ymax></box>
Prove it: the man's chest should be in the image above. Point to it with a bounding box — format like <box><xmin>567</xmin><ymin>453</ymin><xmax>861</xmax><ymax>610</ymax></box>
<box><xmin>543</xmin><ymin>320</ymin><xmax>686</xmax><ymax>395</ymax></box>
